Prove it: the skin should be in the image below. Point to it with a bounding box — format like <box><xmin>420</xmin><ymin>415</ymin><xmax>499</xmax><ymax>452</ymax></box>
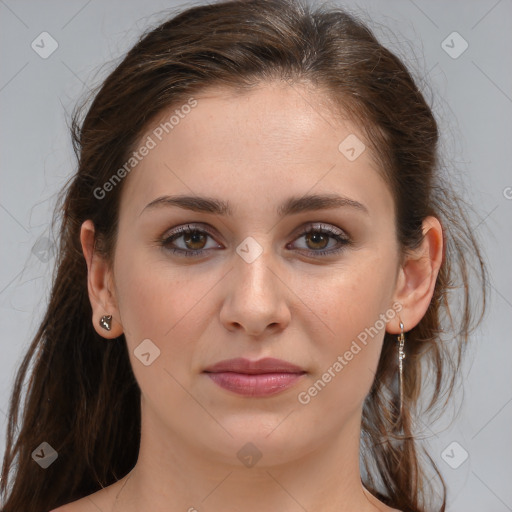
<box><xmin>54</xmin><ymin>80</ymin><xmax>442</xmax><ymax>512</ymax></box>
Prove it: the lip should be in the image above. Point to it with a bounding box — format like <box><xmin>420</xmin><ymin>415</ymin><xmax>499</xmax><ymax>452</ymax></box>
<box><xmin>203</xmin><ymin>357</ymin><xmax>307</xmax><ymax>397</ymax></box>
<box><xmin>203</xmin><ymin>357</ymin><xmax>305</xmax><ymax>374</ymax></box>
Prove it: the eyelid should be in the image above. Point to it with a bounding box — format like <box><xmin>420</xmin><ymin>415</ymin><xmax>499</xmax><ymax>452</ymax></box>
<box><xmin>163</xmin><ymin>221</ymin><xmax>349</xmax><ymax>240</ymax></box>
<box><xmin>289</xmin><ymin>223</ymin><xmax>352</xmax><ymax>255</ymax></box>
<box><xmin>293</xmin><ymin>222</ymin><xmax>350</xmax><ymax>240</ymax></box>
<box><xmin>160</xmin><ymin>221</ymin><xmax>352</xmax><ymax>258</ymax></box>
<box><xmin>163</xmin><ymin>222</ymin><xmax>220</xmax><ymax>239</ymax></box>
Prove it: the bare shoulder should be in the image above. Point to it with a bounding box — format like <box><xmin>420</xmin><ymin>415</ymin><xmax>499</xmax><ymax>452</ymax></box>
<box><xmin>48</xmin><ymin>482</ymin><xmax>121</xmax><ymax>512</ymax></box>
<box><xmin>49</xmin><ymin>499</ymin><xmax>89</xmax><ymax>512</ymax></box>
<box><xmin>362</xmin><ymin>486</ymin><xmax>403</xmax><ymax>512</ymax></box>
<box><xmin>375</xmin><ymin>505</ymin><xmax>402</xmax><ymax>512</ymax></box>
<box><xmin>49</xmin><ymin>495</ymin><xmax>105</xmax><ymax>512</ymax></box>
<box><xmin>48</xmin><ymin>472</ymin><xmax>131</xmax><ymax>512</ymax></box>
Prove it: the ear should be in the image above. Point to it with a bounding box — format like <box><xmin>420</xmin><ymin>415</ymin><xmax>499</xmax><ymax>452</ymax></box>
<box><xmin>387</xmin><ymin>216</ymin><xmax>444</xmax><ymax>334</ymax></box>
<box><xmin>80</xmin><ymin>219</ymin><xmax>123</xmax><ymax>339</ymax></box>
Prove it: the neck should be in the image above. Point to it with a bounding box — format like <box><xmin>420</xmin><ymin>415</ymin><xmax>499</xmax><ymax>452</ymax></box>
<box><xmin>111</xmin><ymin>400</ymin><xmax>384</xmax><ymax>512</ymax></box>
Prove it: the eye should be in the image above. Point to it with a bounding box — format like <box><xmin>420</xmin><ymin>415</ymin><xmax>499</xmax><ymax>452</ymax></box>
<box><xmin>160</xmin><ymin>222</ymin><xmax>351</xmax><ymax>258</ymax></box>
<box><xmin>161</xmin><ymin>224</ymin><xmax>220</xmax><ymax>257</ymax></box>
<box><xmin>289</xmin><ymin>223</ymin><xmax>351</xmax><ymax>257</ymax></box>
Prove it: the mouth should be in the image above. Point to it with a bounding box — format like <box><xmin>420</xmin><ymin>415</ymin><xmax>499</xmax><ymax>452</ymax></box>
<box><xmin>203</xmin><ymin>357</ymin><xmax>307</xmax><ymax>397</ymax></box>
<box><xmin>204</xmin><ymin>371</ymin><xmax>306</xmax><ymax>397</ymax></box>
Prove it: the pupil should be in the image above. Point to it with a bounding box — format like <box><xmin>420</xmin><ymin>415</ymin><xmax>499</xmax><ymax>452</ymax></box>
<box><xmin>308</xmin><ymin>232</ymin><xmax>327</xmax><ymax>249</ymax></box>
<box><xmin>186</xmin><ymin>232</ymin><xmax>205</xmax><ymax>249</ymax></box>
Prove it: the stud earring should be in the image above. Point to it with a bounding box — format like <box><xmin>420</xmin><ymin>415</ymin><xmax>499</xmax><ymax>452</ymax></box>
<box><xmin>99</xmin><ymin>314</ymin><xmax>112</xmax><ymax>331</ymax></box>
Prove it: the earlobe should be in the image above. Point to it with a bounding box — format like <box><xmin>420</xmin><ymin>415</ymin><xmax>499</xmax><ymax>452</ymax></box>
<box><xmin>80</xmin><ymin>219</ymin><xmax>123</xmax><ymax>339</ymax></box>
<box><xmin>388</xmin><ymin>216</ymin><xmax>443</xmax><ymax>334</ymax></box>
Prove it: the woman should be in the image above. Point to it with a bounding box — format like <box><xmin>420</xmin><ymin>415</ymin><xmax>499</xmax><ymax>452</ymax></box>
<box><xmin>0</xmin><ymin>0</ymin><xmax>487</xmax><ymax>511</ymax></box>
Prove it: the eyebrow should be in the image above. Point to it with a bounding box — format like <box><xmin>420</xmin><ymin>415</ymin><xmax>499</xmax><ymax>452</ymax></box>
<box><xmin>139</xmin><ymin>193</ymin><xmax>369</xmax><ymax>218</ymax></box>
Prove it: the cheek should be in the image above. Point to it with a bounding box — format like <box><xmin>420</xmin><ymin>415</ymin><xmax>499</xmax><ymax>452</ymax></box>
<box><xmin>112</xmin><ymin>255</ymin><xmax>205</xmax><ymax>412</ymax></box>
<box><xmin>113</xmin><ymin>246</ymin><xmax>219</xmax><ymax>365</ymax></box>
<box><xmin>292</xmin><ymin>252</ymin><xmax>397</xmax><ymax>408</ymax></box>
<box><xmin>295</xmin><ymin>253</ymin><xmax>396</xmax><ymax>341</ymax></box>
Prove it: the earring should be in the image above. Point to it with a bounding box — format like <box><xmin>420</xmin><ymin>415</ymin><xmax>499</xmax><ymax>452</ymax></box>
<box><xmin>99</xmin><ymin>314</ymin><xmax>112</xmax><ymax>331</ymax></box>
<box><xmin>397</xmin><ymin>320</ymin><xmax>406</xmax><ymax>420</ymax></box>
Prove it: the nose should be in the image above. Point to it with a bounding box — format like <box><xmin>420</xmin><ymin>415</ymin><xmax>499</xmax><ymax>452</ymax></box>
<box><xmin>219</xmin><ymin>245</ymin><xmax>291</xmax><ymax>337</ymax></box>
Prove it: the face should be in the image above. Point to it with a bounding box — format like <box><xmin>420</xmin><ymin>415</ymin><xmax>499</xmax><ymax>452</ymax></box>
<box><xmin>108</xmin><ymin>81</ymin><xmax>402</xmax><ymax>465</ymax></box>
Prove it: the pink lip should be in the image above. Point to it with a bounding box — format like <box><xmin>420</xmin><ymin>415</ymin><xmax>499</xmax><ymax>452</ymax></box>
<box><xmin>203</xmin><ymin>357</ymin><xmax>307</xmax><ymax>397</ymax></box>
<box><xmin>203</xmin><ymin>357</ymin><xmax>305</xmax><ymax>374</ymax></box>
<box><xmin>206</xmin><ymin>372</ymin><xmax>305</xmax><ymax>396</ymax></box>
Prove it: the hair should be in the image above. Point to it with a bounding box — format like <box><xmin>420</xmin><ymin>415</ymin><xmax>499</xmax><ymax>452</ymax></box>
<box><xmin>0</xmin><ymin>0</ymin><xmax>487</xmax><ymax>511</ymax></box>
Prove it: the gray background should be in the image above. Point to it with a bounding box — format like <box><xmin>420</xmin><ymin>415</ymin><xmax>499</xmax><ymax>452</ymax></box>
<box><xmin>1</xmin><ymin>0</ymin><xmax>511</xmax><ymax>510</ymax></box>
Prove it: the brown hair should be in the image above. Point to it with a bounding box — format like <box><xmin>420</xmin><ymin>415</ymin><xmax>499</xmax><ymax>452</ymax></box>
<box><xmin>0</xmin><ymin>1</ymin><xmax>487</xmax><ymax>511</ymax></box>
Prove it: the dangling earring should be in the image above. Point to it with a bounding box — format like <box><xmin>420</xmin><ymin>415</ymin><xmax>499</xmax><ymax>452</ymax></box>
<box><xmin>99</xmin><ymin>314</ymin><xmax>112</xmax><ymax>331</ymax></box>
<box><xmin>397</xmin><ymin>319</ymin><xmax>406</xmax><ymax>419</ymax></box>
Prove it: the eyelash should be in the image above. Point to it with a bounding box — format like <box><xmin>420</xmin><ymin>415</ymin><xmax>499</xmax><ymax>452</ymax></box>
<box><xmin>160</xmin><ymin>223</ymin><xmax>352</xmax><ymax>258</ymax></box>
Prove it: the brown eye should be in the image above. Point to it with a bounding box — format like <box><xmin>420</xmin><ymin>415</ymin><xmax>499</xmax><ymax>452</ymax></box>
<box><xmin>161</xmin><ymin>222</ymin><xmax>351</xmax><ymax>259</ymax></box>
<box><xmin>182</xmin><ymin>230</ymin><xmax>208</xmax><ymax>250</ymax></box>
<box><xmin>304</xmin><ymin>231</ymin><xmax>330</xmax><ymax>251</ymax></box>
<box><xmin>162</xmin><ymin>224</ymin><xmax>221</xmax><ymax>257</ymax></box>
<box><xmin>290</xmin><ymin>223</ymin><xmax>351</xmax><ymax>257</ymax></box>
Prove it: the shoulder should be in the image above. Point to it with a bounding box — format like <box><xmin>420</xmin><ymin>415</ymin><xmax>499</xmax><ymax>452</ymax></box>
<box><xmin>362</xmin><ymin>486</ymin><xmax>403</xmax><ymax>512</ymax></box>
<box><xmin>49</xmin><ymin>502</ymin><xmax>85</xmax><ymax>512</ymax></box>
<box><xmin>49</xmin><ymin>473</ymin><xmax>130</xmax><ymax>512</ymax></box>
<box><xmin>48</xmin><ymin>487</ymin><xmax>116</xmax><ymax>512</ymax></box>
<box><xmin>49</xmin><ymin>472</ymin><xmax>130</xmax><ymax>512</ymax></box>
<box><xmin>49</xmin><ymin>497</ymin><xmax>97</xmax><ymax>512</ymax></box>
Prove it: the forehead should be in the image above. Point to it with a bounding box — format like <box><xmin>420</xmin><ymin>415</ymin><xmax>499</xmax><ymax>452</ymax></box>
<box><xmin>118</xmin><ymin>81</ymin><xmax>393</xmax><ymax>223</ymax></box>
